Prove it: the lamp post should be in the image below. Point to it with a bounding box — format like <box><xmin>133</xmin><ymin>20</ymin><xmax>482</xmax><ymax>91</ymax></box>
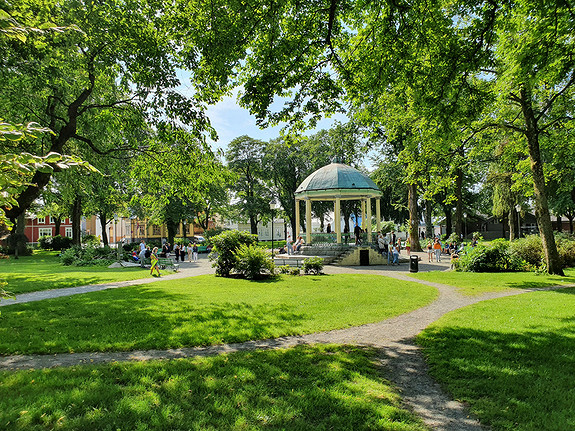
<box><xmin>515</xmin><ymin>205</ymin><xmax>521</xmax><ymax>238</ymax></box>
<box><xmin>270</xmin><ymin>202</ymin><xmax>277</xmax><ymax>257</ymax></box>
<box><xmin>464</xmin><ymin>213</ymin><xmax>467</xmax><ymax>241</ymax></box>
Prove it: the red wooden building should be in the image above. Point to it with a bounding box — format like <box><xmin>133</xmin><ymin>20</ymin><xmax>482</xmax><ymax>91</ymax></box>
<box><xmin>24</xmin><ymin>216</ymin><xmax>73</xmax><ymax>244</ymax></box>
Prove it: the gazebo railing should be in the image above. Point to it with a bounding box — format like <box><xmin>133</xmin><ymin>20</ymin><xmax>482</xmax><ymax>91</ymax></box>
<box><xmin>308</xmin><ymin>232</ymin><xmax>376</xmax><ymax>245</ymax></box>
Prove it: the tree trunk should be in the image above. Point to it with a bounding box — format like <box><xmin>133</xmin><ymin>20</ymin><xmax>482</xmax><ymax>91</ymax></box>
<box><xmin>556</xmin><ymin>215</ymin><xmax>562</xmax><ymax>232</ymax></box>
<box><xmin>249</xmin><ymin>216</ymin><xmax>258</xmax><ymax>235</ymax></box>
<box><xmin>71</xmin><ymin>196</ymin><xmax>82</xmax><ymax>246</ymax></box>
<box><xmin>520</xmin><ymin>86</ymin><xmax>563</xmax><ymax>275</ymax></box>
<box><xmin>408</xmin><ymin>183</ymin><xmax>422</xmax><ymax>251</ymax></box>
<box><xmin>442</xmin><ymin>204</ymin><xmax>452</xmax><ymax>239</ymax></box>
<box><xmin>167</xmin><ymin>221</ymin><xmax>177</xmax><ymax>244</ymax></box>
<box><xmin>99</xmin><ymin>214</ymin><xmax>109</xmax><ymax>247</ymax></box>
<box><xmin>9</xmin><ymin>212</ymin><xmax>29</xmax><ymax>258</ymax></box>
<box><xmin>425</xmin><ymin>200</ymin><xmax>433</xmax><ymax>239</ymax></box>
<box><xmin>454</xmin><ymin>168</ymin><xmax>463</xmax><ymax>238</ymax></box>
<box><xmin>508</xmin><ymin>210</ymin><xmax>515</xmax><ymax>241</ymax></box>
<box><xmin>54</xmin><ymin>218</ymin><xmax>62</xmax><ymax>237</ymax></box>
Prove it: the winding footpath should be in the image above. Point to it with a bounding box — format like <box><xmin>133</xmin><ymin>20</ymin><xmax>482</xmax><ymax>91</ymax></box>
<box><xmin>1</xmin><ymin>254</ymin><xmax>567</xmax><ymax>430</ymax></box>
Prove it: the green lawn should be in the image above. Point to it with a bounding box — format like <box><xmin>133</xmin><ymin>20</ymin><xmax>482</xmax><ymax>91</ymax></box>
<box><xmin>0</xmin><ymin>251</ymin><xmax>148</xmax><ymax>295</ymax></box>
<box><xmin>418</xmin><ymin>287</ymin><xmax>575</xmax><ymax>430</ymax></box>
<box><xmin>406</xmin><ymin>268</ymin><xmax>575</xmax><ymax>296</ymax></box>
<box><xmin>0</xmin><ymin>345</ymin><xmax>427</xmax><ymax>431</ymax></box>
<box><xmin>0</xmin><ymin>274</ymin><xmax>437</xmax><ymax>355</ymax></box>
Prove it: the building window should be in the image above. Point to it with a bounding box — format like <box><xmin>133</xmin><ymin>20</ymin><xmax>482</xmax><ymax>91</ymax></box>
<box><xmin>152</xmin><ymin>225</ymin><xmax>161</xmax><ymax>235</ymax></box>
<box><xmin>49</xmin><ymin>216</ymin><xmax>55</xmax><ymax>224</ymax></box>
<box><xmin>65</xmin><ymin>227</ymin><xmax>73</xmax><ymax>238</ymax></box>
<box><xmin>37</xmin><ymin>217</ymin><xmax>45</xmax><ymax>224</ymax></box>
<box><xmin>38</xmin><ymin>227</ymin><xmax>52</xmax><ymax>237</ymax></box>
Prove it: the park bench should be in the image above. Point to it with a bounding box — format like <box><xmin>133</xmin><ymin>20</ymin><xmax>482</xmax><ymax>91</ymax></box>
<box><xmin>157</xmin><ymin>257</ymin><xmax>179</xmax><ymax>271</ymax></box>
<box><xmin>273</xmin><ymin>257</ymin><xmax>304</xmax><ymax>267</ymax></box>
<box><xmin>140</xmin><ymin>257</ymin><xmax>179</xmax><ymax>271</ymax></box>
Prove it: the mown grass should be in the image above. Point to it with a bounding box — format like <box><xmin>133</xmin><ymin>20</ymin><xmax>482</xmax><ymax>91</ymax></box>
<box><xmin>0</xmin><ymin>251</ymin><xmax>147</xmax><ymax>295</ymax></box>
<box><xmin>406</xmin><ymin>268</ymin><xmax>575</xmax><ymax>296</ymax></box>
<box><xmin>418</xmin><ymin>287</ymin><xmax>575</xmax><ymax>430</ymax></box>
<box><xmin>0</xmin><ymin>345</ymin><xmax>427</xmax><ymax>431</ymax></box>
<box><xmin>0</xmin><ymin>274</ymin><xmax>437</xmax><ymax>355</ymax></box>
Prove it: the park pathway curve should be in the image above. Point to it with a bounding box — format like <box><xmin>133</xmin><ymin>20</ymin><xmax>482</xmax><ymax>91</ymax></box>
<box><xmin>2</xmin><ymin>256</ymin><xmax>568</xmax><ymax>430</ymax></box>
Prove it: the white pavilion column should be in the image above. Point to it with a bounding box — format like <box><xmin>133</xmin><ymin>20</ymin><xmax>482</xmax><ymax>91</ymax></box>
<box><xmin>361</xmin><ymin>200</ymin><xmax>366</xmax><ymax>230</ymax></box>
<box><xmin>295</xmin><ymin>199</ymin><xmax>300</xmax><ymax>238</ymax></box>
<box><xmin>335</xmin><ymin>198</ymin><xmax>341</xmax><ymax>244</ymax></box>
<box><xmin>376</xmin><ymin>198</ymin><xmax>381</xmax><ymax>233</ymax></box>
<box><xmin>305</xmin><ymin>199</ymin><xmax>312</xmax><ymax>244</ymax></box>
<box><xmin>366</xmin><ymin>197</ymin><xmax>372</xmax><ymax>243</ymax></box>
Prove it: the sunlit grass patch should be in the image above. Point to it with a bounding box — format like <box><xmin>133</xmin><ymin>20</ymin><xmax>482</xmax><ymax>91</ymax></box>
<box><xmin>0</xmin><ymin>345</ymin><xmax>427</xmax><ymax>431</ymax></box>
<box><xmin>418</xmin><ymin>287</ymin><xmax>575</xmax><ymax>430</ymax></box>
<box><xmin>0</xmin><ymin>274</ymin><xmax>437</xmax><ymax>355</ymax></box>
<box><xmin>406</xmin><ymin>268</ymin><xmax>575</xmax><ymax>296</ymax></box>
<box><xmin>0</xmin><ymin>251</ymin><xmax>146</xmax><ymax>294</ymax></box>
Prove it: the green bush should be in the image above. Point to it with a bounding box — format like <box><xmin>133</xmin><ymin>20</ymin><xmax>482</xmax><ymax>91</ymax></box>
<box><xmin>290</xmin><ymin>267</ymin><xmax>301</xmax><ymax>276</ymax></box>
<box><xmin>82</xmin><ymin>234</ymin><xmax>101</xmax><ymax>247</ymax></box>
<box><xmin>209</xmin><ymin>230</ymin><xmax>258</xmax><ymax>277</ymax></box>
<box><xmin>556</xmin><ymin>233</ymin><xmax>575</xmax><ymax>268</ymax></box>
<box><xmin>60</xmin><ymin>245</ymin><xmax>118</xmax><ymax>266</ymax></box>
<box><xmin>302</xmin><ymin>257</ymin><xmax>324</xmax><ymax>275</ymax></box>
<box><xmin>508</xmin><ymin>234</ymin><xmax>543</xmax><ymax>266</ymax></box>
<box><xmin>278</xmin><ymin>265</ymin><xmax>291</xmax><ymax>274</ymax></box>
<box><xmin>456</xmin><ymin>240</ymin><xmax>524</xmax><ymax>272</ymax></box>
<box><xmin>38</xmin><ymin>236</ymin><xmax>52</xmax><ymax>249</ymax></box>
<box><xmin>234</xmin><ymin>244</ymin><xmax>275</xmax><ymax>280</ymax></box>
<box><xmin>51</xmin><ymin>235</ymin><xmax>73</xmax><ymax>251</ymax></box>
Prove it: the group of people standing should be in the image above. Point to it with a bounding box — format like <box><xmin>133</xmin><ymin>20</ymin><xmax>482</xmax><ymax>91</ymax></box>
<box><xmin>377</xmin><ymin>231</ymin><xmax>408</xmax><ymax>265</ymax></box>
<box><xmin>136</xmin><ymin>240</ymin><xmax>201</xmax><ymax>277</ymax></box>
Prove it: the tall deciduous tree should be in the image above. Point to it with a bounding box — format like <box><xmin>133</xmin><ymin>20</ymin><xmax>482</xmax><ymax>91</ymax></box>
<box><xmin>226</xmin><ymin>135</ymin><xmax>271</xmax><ymax>234</ymax></box>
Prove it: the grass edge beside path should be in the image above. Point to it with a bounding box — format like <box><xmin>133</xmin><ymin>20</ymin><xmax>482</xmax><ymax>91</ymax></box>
<box><xmin>0</xmin><ymin>251</ymin><xmax>151</xmax><ymax>295</ymax></box>
<box><xmin>0</xmin><ymin>345</ymin><xmax>428</xmax><ymax>431</ymax></box>
<box><xmin>405</xmin><ymin>268</ymin><xmax>575</xmax><ymax>296</ymax></box>
<box><xmin>418</xmin><ymin>287</ymin><xmax>575</xmax><ymax>431</ymax></box>
<box><xmin>0</xmin><ymin>274</ymin><xmax>438</xmax><ymax>356</ymax></box>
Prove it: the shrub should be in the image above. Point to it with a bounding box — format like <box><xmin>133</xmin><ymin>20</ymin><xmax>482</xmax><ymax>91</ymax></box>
<box><xmin>51</xmin><ymin>235</ymin><xmax>73</xmax><ymax>251</ymax></box>
<box><xmin>278</xmin><ymin>265</ymin><xmax>291</xmax><ymax>274</ymax></box>
<box><xmin>82</xmin><ymin>234</ymin><xmax>101</xmax><ymax>247</ymax></box>
<box><xmin>508</xmin><ymin>234</ymin><xmax>543</xmax><ymax>266</ymax></box>
<box><xmin>209</xmin><ymin>230</ymin><xmax>258</xmax><ymax>276</ymax></box>
<box><xmin>290</xmin><ymin>267</ymin><xmax>301</xmax><ymax>276</ymax></box>
<box><xmin>234</xmin><ymin>244</ymin><xmax>275</xmax><ymax>280</ymax></box>
<box><xmin>60</xmin><ymin>245</ymin><xmax>118</xmax><ymax>266</ymax></box>
<box><xmin>38</xmin><ymin>236</ymin><xmax>52</xmax><ymax>249</ymax></box>
<box><xmin>556</xmin><ymin>233</ymin><xmax>575</xmax><ymax>268</ymax></box>
<box><xmin>302</xmin><ymin>257</ymin><xmax>324</xmax><ymax>275</ymax></box>
<box><xmin>456</xmin><ymin>240</ymin><xmax>524</xmax><ymax>272</ymax></box>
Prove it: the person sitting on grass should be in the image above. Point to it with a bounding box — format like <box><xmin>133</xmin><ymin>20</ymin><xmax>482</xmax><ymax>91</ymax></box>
<box><xmin>150</xmin><ymin>247</ymin><xmax>161</xmax><ymax>277</ymax></box>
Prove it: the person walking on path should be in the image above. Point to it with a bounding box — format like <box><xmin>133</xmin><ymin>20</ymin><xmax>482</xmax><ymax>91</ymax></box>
<box><xmin>150</xmin><ymin>247</ymin><xmax>161</xmax><ymax>277</ymax></box>
<box><xmin>286</xmin><ymin>233</ymin><xmax>293</xmax><ymax>255</ymax></box>
<box><xmin>192</xmin><ymin>243</ymin><xmax>199</xmax><ymax>261</ymax></box>
<box><xmin>187</xmin><ymin>243</ymin><xmax>193</xmax><ymax>262</ymax></box>
<box><xmin>405</xmin><ymin>236</ymin><xmax>411</xmax><ymax>256</ymax></box>
<box><xmin>427</xmin><ymin>239</ymin><xmax>434</xmax><ymax>262</ymax></box>
<box><xmin>433</xmin><ymin>238</ymin><xmax>442</xmax><ymax>262</ymax></box>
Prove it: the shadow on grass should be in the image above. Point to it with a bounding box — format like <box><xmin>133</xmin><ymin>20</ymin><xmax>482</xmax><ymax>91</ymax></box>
<box><xmin>504</xmin><ymin>274</ymin><xmax>575</xmax><ymax>290</ymax></box>
<box><xmin>0</xmin><ymin>345</ymin><xmax>427</xmax><ymax>430</ymax></box>
<box><xmin>418</xmin><ymin>324</ymin><xmax>575</xmax><ymax>431</ymax></box>
<box><xmin>0</xmin><ymin>286</ymin><xmax>308</xmax><ymax>355</ymax></box>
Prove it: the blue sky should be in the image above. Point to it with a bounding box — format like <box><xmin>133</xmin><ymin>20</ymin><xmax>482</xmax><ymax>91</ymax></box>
<box><xmin>205</xmin><ymin>89</ymin><xmax>348</xmax><ymax>151</ymax></box>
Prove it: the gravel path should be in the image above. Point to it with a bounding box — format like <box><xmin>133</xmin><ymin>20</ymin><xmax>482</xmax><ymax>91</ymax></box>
<box><xmin>1</xmin><ymin>252</ymin><xmax>564</xmax><ymax>430</ymax></box>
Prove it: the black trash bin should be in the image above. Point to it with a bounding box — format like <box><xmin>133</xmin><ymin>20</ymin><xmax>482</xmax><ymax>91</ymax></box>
<box><xmin>410</xmin><ymin>255</ymin><xmax>419</xmax><ymax>273</ymax></box>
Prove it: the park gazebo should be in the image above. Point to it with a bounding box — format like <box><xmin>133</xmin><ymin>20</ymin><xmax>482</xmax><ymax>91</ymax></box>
<box><xmin>294</xmin><ymin>163</ymin><xmax>383</xmax><ymax>245</ymax></box>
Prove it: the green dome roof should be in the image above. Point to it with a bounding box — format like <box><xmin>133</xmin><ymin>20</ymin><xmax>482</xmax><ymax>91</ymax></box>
<box><xmin>295</xmin><ymin>163</ymin><xmax>381</xmax><ymax>198</ymax></box>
